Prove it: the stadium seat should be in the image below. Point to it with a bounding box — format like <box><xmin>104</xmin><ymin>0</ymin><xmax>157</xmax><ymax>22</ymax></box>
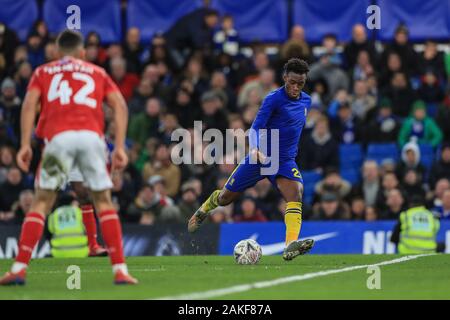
<box><xmin>418</xmin><ymin>143</ymin><xmax>435</xmax><ymax>169</ymax></box>
<box><xmin>212</xmin><ymin>0</ymin><xmax>288</xmax><ymax>42</ymax></box>
<box><xmin>293</xmin><ymin>0</ymin><xmax>371</xmax><ymax>42</ymax></box>
<box><xmin>377</xmin><ymin>0</ymin><xmax>450</xmax><ymax>41</ymax></box>
<box><xmin>340</xmin><ymin>168</ymin><xmax>361</xmax><ymax>185</ymax></box>
<box><xmin>366</xmin><ymin>143</ymin><xmax>400</xmax><ymax>165</ymax></box>
<box><xmin>302</xmin><ymin>171</ymin><xmax>322</xmax><ymax>204</ymax></box>
<box><xmin>0</xmin><ymin>0</ymin><xmax>38</xmax><ymax>40</ymax></box>
<box><xmin>426</xmin><ymin>103</ymin><xmax>438</xmax><ymax>118</ymax></box>
<box><xmin>339</xmin><ymin>143</ymin><xmax>363</xmax><ymax>171</ymax></box>
<box><xmin>127</xmin><ymin>0</ymin><xmax>201</xmax><ymax>42</ymax></box>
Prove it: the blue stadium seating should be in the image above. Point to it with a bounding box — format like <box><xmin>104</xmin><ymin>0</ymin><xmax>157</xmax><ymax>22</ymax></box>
<box><xmin>127</xmin><ymin>0</ymin><xmax>201</xmax><ymax>42</ymax></box>
<box><xmin>0</xmin><ymin>0</ymin><xmax>38</xmax><ymax>40</ymax></box>
<box><xmin>293</xmin><ymin>0</ymin><xmax>370</xmax><ymax>42</ymax></box>
<box><xmin>212</xmin><ymin>0</ymin><xmax>288</xmax><ymax>42</ymax></box>
<box><xmin>339</xmin><ymin>143</ymin><xmax>363</xmax><ymax>171</ymax></box>
<box><xmin>378</xmin><ymin>0</ymin><xmax>450</xmax><ymax>41</ymax></box>
<box><xmin>302</xmin><ymin>170</ymin><xmax>322</xmax><ymax>204</ymax></box>
<box><xmin>366</xmin><ymin>143</ymin><xmax>400</xmax><ymax>165</ymax></box>
<box><xmin>340</xmin><ymin>168</ymin><xmax>361</xmax><ymax>185</ymax></box>
<box><xmin>418</xmin><ymin>143</ymin><xmax>435</xmax><ymax>169</ymax></box>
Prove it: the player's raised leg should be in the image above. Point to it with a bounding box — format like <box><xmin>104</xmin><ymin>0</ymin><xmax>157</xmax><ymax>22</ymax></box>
<box><xmin>0</xmin><ymin>188</ymin><xmax>57</xmax><ymax>285</ymax></box>
<box><xmin>188</xmin><ymin>157</ymin><xmax>262</xmax><ymax>233</ymax></box>
<box><xmin>276</xmin><ymin>176</ymin><xmax>314</xmax><ymax>260</ymax></box>
<box><xmin>188</xmin><ymin>188</ymin><xmax>240</xmax><ymax>233</ymax></box>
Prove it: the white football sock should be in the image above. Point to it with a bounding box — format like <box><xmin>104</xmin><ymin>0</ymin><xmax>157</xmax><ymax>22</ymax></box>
<box><xmin>112</xmin><ymin>263</ymin><xmax>128</xmax><ymax>275</ymax></box>
<box><xmin>11</xmin><ymin>262</ymin><xmax>28</xmax><ymax>274</ymax></box>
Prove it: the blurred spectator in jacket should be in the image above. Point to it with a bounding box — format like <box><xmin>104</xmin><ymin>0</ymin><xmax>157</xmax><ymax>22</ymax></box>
<box><xmin>429</xmin><ymin>143</ymin><xmax>450</xmax><ymax>188</ymax></box>
<box><xmin>396</xmin><ymin>142</ymin><xmax>426</xmax><ymax>183</ymax></box>
<box><xmin>127</xmin><ymin>97</ymin><xmax>162</xmax><ymax>148</ymax></box>
<box><xmin>234</xmin><ymin>196</ymin><xmax>267</xmax><ymax>222</ymax></box>
<box><xmin>419</xmin><ymin>40</ymin><xmax>446</xmax><ymax>81</ymax></box>
<box><xmin>309</xmin><ymin>52</ymin><xmax>349</xmax><ymax>102</ymax></box>
<box><xmin>436</xmin><ymin>92</ymin><xmax>450</xmax><ymax>143</ymax></box>
<box><xmin>379</xmin><ymin>52</ymin><xmax>405</xmax><ymax>91</ymax></box>
<box><xmin>128</xmin><ymin>78</ymin><xmax>154</xmax><ymax>116</ymax></box>
<box><xmin>319</xmin><ymin>33</ymin><xmax>343</xmax><ymax>67</ymax></box>
<box><xmin>11</xmin><ymin>189</ymin><xmax>34</xmax><ymax>225</ymax></box>
<box><xmin>125</xmin><ymin>184</ymin><xmax>168</xmax><ymax>224</ymax></box>
<box><xmin>330</xmin><ymin>102</ymin><xmax>364</xmax><ymax>144</ymax></box>
<box><xmin>312</xmin><ymin>193</ymin><xmax>350</xmax><ymax>220</ymax></box>
<box><xmin>398</xmin><ymin>100</ymin><xmax>443</xmax><ymax>148</ymax></box>
<box><xmin>401</xmin><ymin>168</ymin><xmax>426</xmax><ymax>202</ymax></box>
<box><xmin>122</xmin><ymin>27</ymin><xmax>144</xmax><ymax>74</ymax></box>
<box><xmin>85</xmin><ymin>31</ymin><xmax>108</xmax><ymax>65</ymax></box>
<box><xmin>365</xmin><ymin>98</ymin><xmax>401</xmax><ymax>143</ymax></box>
<box><xmin>280</xmin><ymin>25</ymin><xmax>311</xmax><ymax>64</ymax></box>
<box><xmin>148</xmin><ymin>175</ymin><xmax>174</xmax><ymax>206</ymax></box>
<box><xmin>213</xmin><ymin>14</ymin><xmax>239</xmax><ymax>57</ymax></box>
<box><xmin>350</xmin><ymin>196</ymin><xmax>366</xmax><ymax>220</ymax></box>
<box><xmin>365</xmin><ymin>206</ymin><xmax>378</xmax><ymax>221</ymax></box>
<box><xmin>298</xmin><ymin>116</ymin><xmax>339</xmax><ymax>173</ymax></box>
<box><xmin>349</xmin><ymin>79</ymin><xmax>376</xmax><ymax>122</ymax></box>
<box><xmin>13</xmin><ymin>60</ymin><xmax>32</xmax><ymax>99</ymax></box>
<box><xmin>314</xmin><ymin>168</ymin><xmax>352</xmax><ymax>203</ymax></box>
<box><xmin>209</xmin><ymin>70</ymin><xmax>237</xmax><ymax>112</ymax></box>
<box><xmin>382</xmin><ymin>71</ymin><xmax>417</xmax><ymax>118</ymax></box>
<box><xmin>418</xmin><ymin>71</ymin><xmax>445</xmax><ymax>104</ymax></box>
<box><xmin>380</xmin><ymin>188</ymin><xmax>406</xmax><ymax>220</ymax></box>
<box><xmin>352</xmin><ymin>160</ymin><xmax>380</xmax><ymax>207</ymax></box>
<box><xmin>0</xmin><ymin>146</ymin><xmax>15</xmax><ymax>184</ymax></box>
<box><xmin>344</xmin><ymin>24</ymin><xmax>377</xmax><ymax>69</ymax></box>
<box><xmin>109</xmin><ymin>57</ymin><xmax>140</xmax><ymax>101</ymax></box>
<box><xmin>0</xmin><ymin>77</ymin><xmax>21</xmax><ymax>142</ymax></box>
<box><xmin>143</xmin><ymin>143</ymin><xmax>181</xmax><ymax>197</ymax></box>
<box><xmin>426</xmin><ymin>178</ymin><xmax>450</xmax><ymax>211</ymax></box>
<box><xmin>26</xmin><ymin>31</ymin><xmax>45</xmax><ymax>69</ymax></box>
<box><xmin>0</xmin><ymin>167</ymin><xmax>25</xmax><ymax>213</ymax></box>
<box><xmin>432</xmin><ymin>189</ymin><xmax>450</xmax><ymax>220</ymax></box>
<box><xmin>165</xmin><ymin>8</ymin><xmax>219</xmax><ymax>68</ymax></box>
<box><xmin>375</xmin><ymin>171</ymin><xmax>400</xmax><ymax>212</ymax></box>
<box><xmin>350</xmin><ymin>50</ymin><xmax>375</xmax><ymax>84</ymax></box>
<box><xmin>169</xmin><ymin>86</ymin><xmax>197</xmax><ymax>129</ymax></box>
<box><xmin>238</xmin><ymin>68</ymin><xmax>277</xmax><ymax>109</ymax></box>
<box><xmin>177</xmin><ymin>182</ymin><xmax>200</xmax><ymax>222</ymax></box>
<box><xmin>381</xmin><ymin>24</ymin><xmax>419</xmax><ymax>76</ymax></box>
<box><xmin>0</xmin><ymin>22</ymin><xmax>19</xmax><ymax>68</ymax></box>
<box><xmin>200</xmin><ymin>90</ymin><xmax>229</xmax><ymax>133</ymax></box>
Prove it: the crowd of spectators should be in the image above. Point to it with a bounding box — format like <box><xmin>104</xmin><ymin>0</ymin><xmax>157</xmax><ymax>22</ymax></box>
<box><xmin>1</xmin><ymin>5</ymin><xmax>450</xmax><ymax>226</ymax></box>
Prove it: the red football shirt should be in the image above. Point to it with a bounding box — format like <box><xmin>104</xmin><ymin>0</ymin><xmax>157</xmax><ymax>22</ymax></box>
<box><xmin>27</xmin><ymin>56</ymin><xmax>120</xmax><ymax>140</ymax></box>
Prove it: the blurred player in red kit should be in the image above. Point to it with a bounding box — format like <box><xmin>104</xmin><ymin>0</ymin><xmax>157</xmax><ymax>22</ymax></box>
<box><xmin>0</xmin><ymin>30</ymin><xmax>137</xmax><ymax>285</ymax></box>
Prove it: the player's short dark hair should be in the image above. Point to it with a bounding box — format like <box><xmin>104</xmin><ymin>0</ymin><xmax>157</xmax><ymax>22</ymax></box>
<box><xmin>56</xmin><ymin>30</ymin><xmax>84</xmax><ymax>52</ymax></box>
<box><xmin>283</xmin><ymin>58</ymin><xmax>309</xmax><ymax>75</ymax></box>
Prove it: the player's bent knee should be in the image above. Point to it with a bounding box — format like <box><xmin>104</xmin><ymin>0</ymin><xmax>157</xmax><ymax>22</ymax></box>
<box><xmin>90</xmin><ymin>190</ymin><xmax>115</xmax><ymax>212</ymax></box>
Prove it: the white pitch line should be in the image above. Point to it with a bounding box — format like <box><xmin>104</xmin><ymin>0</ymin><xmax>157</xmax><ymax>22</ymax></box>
<box><xmin>154</xmin><ymin>254</ymin><xmax>435</xmax><ymax>300</ymax></box>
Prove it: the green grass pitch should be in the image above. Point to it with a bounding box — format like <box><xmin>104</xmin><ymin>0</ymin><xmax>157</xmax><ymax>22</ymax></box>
<box><xmin>0</xmin><ymin>254</ymin><xmax>449</xmax><ymax>299</ymax></box>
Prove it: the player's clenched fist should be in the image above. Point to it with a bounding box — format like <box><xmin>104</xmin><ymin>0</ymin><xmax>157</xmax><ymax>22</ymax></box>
<box><xmin>16</xmin><ymin>145</ymin><xmax>33</xmax><ymax>172</ymax></box>
<box><xmin>111</xmin><ymin>147</ymin><xmax>128</xmax><ymax>171</ymax></box>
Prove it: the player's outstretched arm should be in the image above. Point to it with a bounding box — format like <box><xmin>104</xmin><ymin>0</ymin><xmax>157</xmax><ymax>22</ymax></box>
<box><xmin>106</xmin><ymin>91</ymin><xmax>129</xmax><ymax>171</ymax></box>
<box><xmin>17</xmin><ymin>89</ymin><xmax>40</xmax><ymax>172</ymax></box>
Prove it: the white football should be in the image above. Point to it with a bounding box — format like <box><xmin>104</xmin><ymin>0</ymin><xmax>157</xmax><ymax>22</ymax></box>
<box><xmin>233</xmin><ymin>239</ymin><xmax>262</xmax><ymax>265</ymax></box>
